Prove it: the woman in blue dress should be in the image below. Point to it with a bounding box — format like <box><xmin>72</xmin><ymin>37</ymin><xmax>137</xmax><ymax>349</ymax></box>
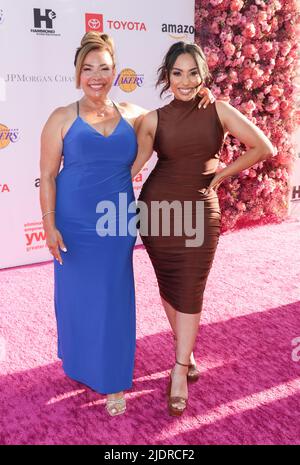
<box><xmin>40</xmin><ymin>32</ymin><xmax>213</xmax><ymax>416</ymax></box>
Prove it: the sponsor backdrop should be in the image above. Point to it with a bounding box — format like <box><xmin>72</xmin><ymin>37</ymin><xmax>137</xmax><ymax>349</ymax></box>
<box><xmin>289</xmin><ymin>62</ymin><xmax>300</xmax><ymax>218</ymax></box>
<box><xmin>290</xmin><ymin>126</ymin><xmax>300</xmax><ymax>217</ymax></box>
<box><xmin>0</xmin><ymin>0</ymin><xmax>195</xmax><ymax>268</ymax></box>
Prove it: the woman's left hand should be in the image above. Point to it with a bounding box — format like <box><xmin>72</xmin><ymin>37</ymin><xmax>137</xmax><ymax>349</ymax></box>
<box><xmin>198</xmin><ymin>172</ymin><xmax>225</xmax><ymax>195</ymax></box>
<box><xmin>198</xmin><ymin>87</ymin><xmax>215</xmax><ymax>109</ymax></box>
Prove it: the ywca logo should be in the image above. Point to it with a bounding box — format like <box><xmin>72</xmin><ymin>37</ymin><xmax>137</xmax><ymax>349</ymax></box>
<box><xmin>114</xmin><ymin>68</ymin><xmax>144</xmax><ymax>93</ymax></box>
<box><xmin>0</xmin><ymin>123</ymin><xmax>20</xmax><ymax>149</ymax></box>
<box><xmin>162</xmin><ymin>23</ymin><xmax>195</xmax><ymax>40</ymax></box>
<box><xmin>85</xmin><ymin>13</ymin><xmax>103</xmax><ymax>32</ymax></box>
<box><xmin>24</xmin><ymin>221</ymin><xmax>47</xmax><ymax>252</ymax></box>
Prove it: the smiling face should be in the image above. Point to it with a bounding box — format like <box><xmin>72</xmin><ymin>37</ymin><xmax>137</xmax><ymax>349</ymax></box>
<box><xmin>169</xmin><ymin>53</ymin><xmax>202</xmax><ymax>101</ymax></box>
<box><xmin>79</xmin><ymin>49</ymin><xmax>115</xmax><ymax>100</ymax></box>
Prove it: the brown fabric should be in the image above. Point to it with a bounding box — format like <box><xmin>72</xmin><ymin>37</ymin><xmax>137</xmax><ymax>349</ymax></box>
<box><xmin>138</xmin><ymin>96</ymin><xmax>224</xmax><ymax>314</ymax></box>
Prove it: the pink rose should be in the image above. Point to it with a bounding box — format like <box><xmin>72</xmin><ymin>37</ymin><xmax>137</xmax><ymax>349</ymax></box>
<box><xmin>270</xmin><ymin>85</ymin><xmax>284</xmax><ymax>98</ymax></box>
<box><xmin>281</xmin><ymin>41</ymin><xmax>292</xmax><ymax>57</ymax></box>
<box><xmin>230</xmin><ymin>0</ymin><xmax>244</xmax><ymax>12</ymax></box>
<box><xmin>243</xmin><ymin>23</ymin><xmax>256</xmax><ymax>38</ymax></box>
<box><xmin>251</xmin><ymin>67</ymin><xmax>263</xmax><ymax>79</ymax></box>
<box><xmin>244</xmin><ymin>100</ymin><xmax>256</xmax><ymax>113</ymax></box>
<box><xmin>261</xmin><ymin>42</ymin><xmax>273</xmax><ymax>54</ymax></box>
<box><xmin>243</xmin><ymin>44</ymin><xmax>257</xmax><ymax>57</ymax></box>
<box><xmin>207</xmin><ymin>52</ymin><xmax>219</xmax><ymax>67</ymax></box>
<box><xmin>210</xmin><ymin>0</ymin><xmax>224</xmax><ymax>6</ymax></box>
<box><xmin>224</xmin><ymin>42</ymin><xmax>236</xmax><ymax>57</ymax></box>
<box><xmin>258</xmin><ymin>11</ymin><xmax>267</xmax><ymax>22</ymax></box>
<box><xmin>236</xmin><ymin>201</ymin><xmax>246</xmax><ymax>211</ymax></box>
<box><xmin>265</xmin><ymin>101</ymin><xmax>279</xmax><ymax>113</ymax></box>
<box><xmin>228</xmin><ymin>70</ymin><xmax>238</xmax><ymax>83</ymax></box>
<box><xmin>211</xmin><ymin>22</ymin><xmax>220</xmax><ymax>34</ymax></box>
<box><xmin>244</xmin><ymin>79</ymin><xmax>253</xmax><ymax>90</ymax></box>
<box><xmin>261</xmin><ymin>22</ymin><xmax>271</xmax><ymax>33</ymax></box>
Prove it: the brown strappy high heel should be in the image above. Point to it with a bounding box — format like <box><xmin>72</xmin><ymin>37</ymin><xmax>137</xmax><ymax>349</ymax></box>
<box><xmin>173</xmin><ymin>335</ymin><xmax>200</xmax><ymax>383</ymax></box>
<box><xmin>167</xmin><ymin>360</ymin><xmax>189</xmax><ymax>417</ymax></box>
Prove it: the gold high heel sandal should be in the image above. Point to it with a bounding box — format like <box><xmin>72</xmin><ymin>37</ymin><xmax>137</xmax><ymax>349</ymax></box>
<box><xmin>173</xmin><ymin>335</ymin><xmax>200</xmax><ymax>383</ymax></box>
<box><xmin>167</xmin><ymin>360</ymin><xmax>189</xmax><ymax>417</ymax></box>
<box><xmin>105</xmin><ymin>396</ymin><xmax>126</xmax><ymax>416</ymax></box>
<box><xmin>187</xmin><ymin>363</ymin><xmax>200</xmax><ymax>383</ymax></box>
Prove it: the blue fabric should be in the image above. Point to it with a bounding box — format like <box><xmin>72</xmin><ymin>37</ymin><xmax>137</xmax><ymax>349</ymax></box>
<box><xmin>54</xmin><ymin>114</ymin><xmax>137</xmax><ymax>394</ymax></box>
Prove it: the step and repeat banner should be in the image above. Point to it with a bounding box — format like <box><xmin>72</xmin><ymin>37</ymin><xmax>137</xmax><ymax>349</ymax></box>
<box><xmin>0</xmin><ymin>0</ymin><xmax>195</xmax><ymax>269</ymax></box>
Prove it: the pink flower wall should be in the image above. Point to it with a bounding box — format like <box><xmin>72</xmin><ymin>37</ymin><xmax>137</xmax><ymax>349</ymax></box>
<box><xmin>195</xmin><ymin>0</ymin><xmax>300</xmax><ymax>231</ymax></box>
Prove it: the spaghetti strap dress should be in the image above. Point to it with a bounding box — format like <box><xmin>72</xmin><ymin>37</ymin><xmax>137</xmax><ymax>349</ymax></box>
<box><xmin>54</xmin><ymin>101</ymin><xmax>137</xmax><ymax>394</ymax></box>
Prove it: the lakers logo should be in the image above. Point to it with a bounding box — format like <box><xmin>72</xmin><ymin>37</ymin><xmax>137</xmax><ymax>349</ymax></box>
<box><xmin>0</xmin><ymin>124</ymin><xmax>10</xmax><ymax>149</ymax></box>
<box><xmin>0</xmin><ymin>123</ymin><xmax>19</xmax><ymax>149</ymax></box>
<box><xmin>114</xmin><ymin>68</ymin><xmax>144</xmax><ymax>93</ymax></box>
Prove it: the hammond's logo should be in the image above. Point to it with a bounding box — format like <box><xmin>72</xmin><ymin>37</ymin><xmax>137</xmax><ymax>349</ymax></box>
<box><xmin>114</xmin><ymin>69</ymin><xmax>144</xmax><ymax>93</ymax></box>
<box><xmin>0</xmin><ymin>124</ymin><xmax>20</xmax><ymax>149</ymax></box>
<box><xmin>31</xmin><ymin>8</ymin><xmax>60</xmax><ymax>36</ymax></box>
<box><xmin>162</xmin><ymin>23</ymin><xmax>195</xmax><ymax>39</ymax></box>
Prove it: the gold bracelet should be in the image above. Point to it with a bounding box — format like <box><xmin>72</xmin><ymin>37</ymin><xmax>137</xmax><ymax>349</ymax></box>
<box><xmin>42</xmin><ymin>210</ymin><xmax>55</xmax><ymax>219</ymax></box>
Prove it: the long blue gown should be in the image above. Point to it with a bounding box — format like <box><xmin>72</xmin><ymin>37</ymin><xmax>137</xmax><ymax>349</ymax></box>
<box><xmin>54</xmin><ymin>102</ymin><xmax>137</xmax><ymax>394</ymax></box>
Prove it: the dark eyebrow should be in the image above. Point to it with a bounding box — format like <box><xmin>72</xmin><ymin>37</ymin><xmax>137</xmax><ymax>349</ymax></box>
<box><xmin>172</xmin><ymin>67</ymin><xmax>198</xmax><ymax>71</ymax></box>
<box><xmin>82</xmin><ymin>63</ymin><xmax>110</xmax><ymax>68</ymax></box>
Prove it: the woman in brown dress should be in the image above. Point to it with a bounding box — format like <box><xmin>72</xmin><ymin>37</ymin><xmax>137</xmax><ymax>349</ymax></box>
<box><xmin>131</xmin><ymin>42</ymin><xmax>274</xmax><ymax>416</ymax></box>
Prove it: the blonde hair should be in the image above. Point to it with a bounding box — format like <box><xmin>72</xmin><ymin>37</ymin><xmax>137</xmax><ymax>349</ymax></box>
<box><xmin>74</xmin><ymin>32</ymin><xmax>115</xmax><ymax>88</ymax></box>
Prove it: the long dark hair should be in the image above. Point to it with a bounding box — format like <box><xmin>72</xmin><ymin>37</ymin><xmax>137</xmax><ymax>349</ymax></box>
<box><xmin>156</xmin><ymin>41</ymin><xmax>211</xmax><ymax>98</ymax></box>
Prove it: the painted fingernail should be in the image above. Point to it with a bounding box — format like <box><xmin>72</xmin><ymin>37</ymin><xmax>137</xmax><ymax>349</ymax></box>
<box><xmin>62</xmin><ymin>247</ymin><xmax>67</xmax><ymax>252</ymax></box>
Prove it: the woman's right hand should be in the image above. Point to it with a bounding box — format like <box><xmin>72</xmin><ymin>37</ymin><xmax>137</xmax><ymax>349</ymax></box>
<box><xmin>45</xmin><ymin>226</ymin><xmax>67</xmax><ymax>265</ymax></box>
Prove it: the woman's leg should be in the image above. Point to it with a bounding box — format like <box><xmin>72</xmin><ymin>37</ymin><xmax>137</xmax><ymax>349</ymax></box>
<box><xmin>170</xmin><ymin>310</ymin><xmax>201</xmax><ymax>401</ymax></box>
<box><xmin>161</xmin><ymin>297</ymin><xmax>198</xmax><ymax>367</ymax></box>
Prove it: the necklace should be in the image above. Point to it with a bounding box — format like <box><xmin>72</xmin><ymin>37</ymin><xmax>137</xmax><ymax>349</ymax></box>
<box><xmin>96</xmin><ymin>108</ymin><xmax>106</xmax><ymax>118</ymax></box>
<box><xmin>94</xmin><ymin>98</ymin><xmax>113</xmax><ymax>118</ymax></box>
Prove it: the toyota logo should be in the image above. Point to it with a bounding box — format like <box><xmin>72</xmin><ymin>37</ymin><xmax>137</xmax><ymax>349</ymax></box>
<box><xmin>88</xmin><ymin>18</ymin><xmax>101</xmax><ymax>29</ymax></box>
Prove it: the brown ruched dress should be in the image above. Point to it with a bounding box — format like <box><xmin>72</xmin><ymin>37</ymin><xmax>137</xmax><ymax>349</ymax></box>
<box><xmin>138</xmin><ymin>96</ymin><xmax>224</xmax><ymax>314</ymax></box>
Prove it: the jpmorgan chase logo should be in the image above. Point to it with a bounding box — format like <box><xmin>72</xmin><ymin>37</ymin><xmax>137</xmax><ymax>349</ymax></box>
<box><xmin>31</xmin><ymin>8</ymin><xmax>60</xmax><ymax>36</ymax></box>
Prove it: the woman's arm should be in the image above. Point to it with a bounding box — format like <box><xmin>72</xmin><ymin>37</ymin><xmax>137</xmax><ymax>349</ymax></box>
<box><xmin>131</xmin><ymin>111</ymin><xmax>158</xmax><ymax>179</ymax></box>
<box><xmin>40</xmin><ymin>107</ymin><xmax>67</xmax><ymax>264</ymax></box>
<box><xmin>201</xmin><ymin>100</ymin><xmax>275</xmax><ymax>194</ymax></box>
<box><xmin>120</xmin><ymin>87</ymin><xmax>214</xmax><ymax>127</ymax></box>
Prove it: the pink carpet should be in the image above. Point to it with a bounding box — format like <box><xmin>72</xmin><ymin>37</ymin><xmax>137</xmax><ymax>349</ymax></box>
<box><xmin>1</xmin><ymin>219</ymin><xmax>300</xmax><ymax>445</ymax></box>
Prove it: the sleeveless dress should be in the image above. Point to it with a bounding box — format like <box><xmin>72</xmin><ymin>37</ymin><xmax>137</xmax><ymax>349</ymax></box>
<box><xmin>138</xmin><ymin>97</ymin><xmax>224</xmax><ymax>314</ymax></box>
<box><xmin>54</xmin><ymin>102</ymin><xmax>137</xmax><ymax>394</ymax></box>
